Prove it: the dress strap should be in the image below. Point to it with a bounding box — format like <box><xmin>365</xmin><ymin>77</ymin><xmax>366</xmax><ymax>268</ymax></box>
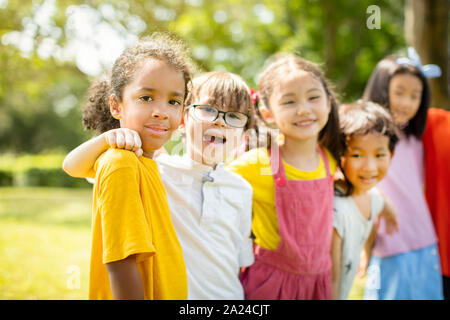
<box><xmin>268</xmin><ymin>144</ymin><xmax>286</xmax><ymax>180</ymax></box>
<box><xmin>269</xmin><ymin>144</ymin><xmax>333</xmax><ymax>181</ymax></box>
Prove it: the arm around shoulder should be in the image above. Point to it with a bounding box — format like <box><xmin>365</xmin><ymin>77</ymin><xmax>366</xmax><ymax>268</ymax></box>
<box><xmin>62</xmin><ymin>128</ymin><xmax>143</xmax><ymax>178</ymax></box>
<box><xmin>62</xmin><ymin>133</ymin><xmax>109</xmax><ymax>178</ymax></box>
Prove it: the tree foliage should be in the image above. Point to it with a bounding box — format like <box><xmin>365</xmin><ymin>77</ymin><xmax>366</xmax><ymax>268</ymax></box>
<box><xmin>0</xmin><ymin>0</ymin><xmax>407</xmax><ymax>153</ymax></box>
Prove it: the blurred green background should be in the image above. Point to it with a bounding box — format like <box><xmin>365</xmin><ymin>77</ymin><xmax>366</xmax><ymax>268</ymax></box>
<box><xmin>0</xmin><ymin>0</ymin><xmax>448</xmax><ymax>299</ymax></box>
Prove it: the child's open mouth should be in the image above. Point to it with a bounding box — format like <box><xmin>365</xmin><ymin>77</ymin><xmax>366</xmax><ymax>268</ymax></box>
<box><xmin>203</xmin><ymin>134</ymin><xmax>226</xmax><ymax>144</ymax></box>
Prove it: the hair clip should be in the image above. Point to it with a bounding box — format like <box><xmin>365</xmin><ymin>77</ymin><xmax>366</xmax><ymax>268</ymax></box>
<box><xmin>249</xmin><ymin>88</ymin><xmax>260</xmax><ymax>106</ymax></box>
<box><xmin>395</xmin><ymin>47</ymin><xmax>442</xmax><ymax>78</ymax></box>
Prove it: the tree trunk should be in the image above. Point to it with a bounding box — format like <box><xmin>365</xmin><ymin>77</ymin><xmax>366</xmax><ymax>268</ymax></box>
<box><xmin>322</xmin><ymin>0</ymin><xmax>337</xmax><ymax>73</ymax></box>
<box><xmin>405</xmin><ymin>0</ymin><xmax>450</xmax><ymax>110</ymax></box>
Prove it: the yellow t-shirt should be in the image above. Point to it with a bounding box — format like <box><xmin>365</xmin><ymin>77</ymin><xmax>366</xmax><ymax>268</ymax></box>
<box><xmin>226</xmin><ymin>147</ymin><xmax>336</xmax><ymax>251</ymax></box>
<box><xmin>89</xmin><ymin>149</ymin><xmax>187</xmax><ymax>300</ymax></box>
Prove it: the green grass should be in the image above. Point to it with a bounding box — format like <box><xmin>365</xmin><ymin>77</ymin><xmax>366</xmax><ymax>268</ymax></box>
<box><xmin>0</xmin><ymin>186</ymin><xmax>366</xmax><ymax>300</ymax></box>
<box><xmin>0</xmin><ymin>187</ymin><xmax>92</xmax><ymax>299</ymax></box>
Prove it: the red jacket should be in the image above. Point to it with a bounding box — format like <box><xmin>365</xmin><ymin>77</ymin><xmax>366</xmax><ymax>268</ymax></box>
<box><xmin>423</xmin><ymin>108</ymin><xmax>450</xmax><ymax>276</ymax></box>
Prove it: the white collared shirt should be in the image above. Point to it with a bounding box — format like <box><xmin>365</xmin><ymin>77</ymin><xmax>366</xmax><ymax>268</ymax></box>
<box><xmin>155</xmin><ymin>154</ymin><xmax>254</xmax><ymax>300</ymax></box>
<box><xmin>333</xmin><ymin>188</ymin><xmax>385</xmax><ymax>300</ymax></box>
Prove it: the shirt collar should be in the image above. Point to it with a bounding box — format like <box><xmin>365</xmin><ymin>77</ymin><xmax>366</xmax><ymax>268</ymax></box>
<box><xmin>182</xmin><ymin>154</ymin><xmax>214</xmax><ymax>174</ymax></box>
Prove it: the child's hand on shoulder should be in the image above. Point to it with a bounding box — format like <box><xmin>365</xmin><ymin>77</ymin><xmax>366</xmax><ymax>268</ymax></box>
<box><xmin>104</xmin><ymin>128</ymin><xmax>143</xmax><ymax>157</ymax></box>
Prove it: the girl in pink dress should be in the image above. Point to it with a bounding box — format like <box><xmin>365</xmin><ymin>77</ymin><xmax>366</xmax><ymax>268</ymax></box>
<box><xmin>361</xmin><ymin>48</ymin><xmax>443</xmax><ymax>300</ymax></box>
<box><xmin>227</xmin><ymin>54</ymin><xmax>342</xmax><ymax>299</ymax></box>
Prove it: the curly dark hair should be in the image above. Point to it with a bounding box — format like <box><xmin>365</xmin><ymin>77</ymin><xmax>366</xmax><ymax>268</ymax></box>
<box><xmin>82</xmin><ymin>32</ymin><xmax>194</xmax><ymax>134</ymax></box>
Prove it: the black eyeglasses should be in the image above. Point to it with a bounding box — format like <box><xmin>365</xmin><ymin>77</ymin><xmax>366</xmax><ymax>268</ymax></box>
<box><xmin>186</xmin><ymin>104</ymin><xmax>249</xmax><ymax>128</ymax></box>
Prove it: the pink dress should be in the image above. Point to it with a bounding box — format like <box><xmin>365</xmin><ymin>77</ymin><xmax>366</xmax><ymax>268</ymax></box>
<box><xmin>373</xmin><ymin>135</ymin><xmax>437</xmax><ymax>257</ymax></box>
<box><xmin>240</xmin><ymin>146</ymin><xmax>334</xmax><ymax>299</ymax></box>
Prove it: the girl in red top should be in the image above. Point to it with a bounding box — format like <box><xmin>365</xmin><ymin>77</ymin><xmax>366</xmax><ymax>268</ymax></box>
<box><xmin>423</xmin><ymin>107</ymin><xmax>450</xmax><ymax>300</ymax></box>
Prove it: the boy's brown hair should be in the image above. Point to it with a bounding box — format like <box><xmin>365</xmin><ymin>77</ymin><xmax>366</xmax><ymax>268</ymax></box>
<box><xmin>185</xmin><ymin>71</ymin><xmax>256</xmax><ymax>131</ymax></box>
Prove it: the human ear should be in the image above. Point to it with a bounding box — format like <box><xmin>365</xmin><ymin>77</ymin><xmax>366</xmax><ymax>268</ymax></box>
<box><xmin>109</xmin><ymin>94</ymin><xmax>122</xmax><ymax>120</ymax></box>
<box><xmin>340</xmin><ymin>156</ymin><xmax>346</xmax><ymax>168</ymax></box>
<box><xmin>178</xmin><ymin>122</ymin><xmax>186</xmax><ymax>133</ymax></box>
<box><xmin>178</xmin><ymin>112</ymin><xmax>187</xmax><ymax>133</ymax></box>
<box><xmin>260</xmin><ymin>107</ymin><xmax>276</xmax><ymax>125</ymax></box>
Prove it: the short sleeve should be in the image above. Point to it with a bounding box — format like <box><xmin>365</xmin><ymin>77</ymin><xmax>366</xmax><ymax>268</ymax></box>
<box><xmin>333</xmin><ymin>197</ymin><xmax>347</xmax><ymax>238</ymax></box>
<box><xmin>226</xmin><ymin>148</ymin><xmax>270</xmax><ymax>183</ymax></box>
<box><xmin>98</xmin><ymin>166</ymin><xmax>156</xmax><ymax>264</ymax></box>
<box><xmin>371</xmin><ymin>187</ymin><xmax>385</xmax><ymax>218</ymax></box>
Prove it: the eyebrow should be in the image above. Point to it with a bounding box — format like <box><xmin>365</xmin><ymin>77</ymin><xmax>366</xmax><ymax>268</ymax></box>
<box><xmin>306</xmin><ymin>88</ymin><xmax>323</xmax><ymax>93</ymax></box>
<box><xmin>393</xmin><ymin>84</ymin><xmax>422</xmax><ymax>93</ymax></box>
<box><xmin>280</xmin><ymin>93</ymin><xmax>295</xmax><ymax>99</ymax></box>
<box><xmin>137</xmin><ymin>87</ymin><xmax>184</xmax><ymax>97</ymax></box>
<box><xmin>348</xmin><ymin>145</ymin><xmax>389</xmax><ymax>151</ymax></box>
<box><xmin>280</xmin><ymin>88</ymin><xmax>322</xmax><ymax>98</ymax></box>
<box><xmin>280</xmin><ymin>88</ymin><xmax>322</xmax><ymax>99</ymax></box>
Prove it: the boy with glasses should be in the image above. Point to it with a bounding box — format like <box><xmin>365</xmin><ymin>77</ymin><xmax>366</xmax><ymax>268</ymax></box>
<box><xmin>63</xmin><ymin>71</ymin><xmax>257</xmax><ymax>299</ymax></box>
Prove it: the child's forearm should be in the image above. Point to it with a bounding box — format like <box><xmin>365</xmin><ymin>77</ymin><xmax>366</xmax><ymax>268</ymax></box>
<box><xmin>331</xmin><ymin>229</ymin><xmax>342</xmax><ymax>300</ymax></box>
<box><xmin>379</xmin><ymin>200</ymin><xmax>399</xmax><ymax>234</ymax></box>
<box><xmin>106</xmin><ymin>255</ymin><xmax>145</xmax><ymax>300</ymax></box>
<box><xmin>362</xmin><ymin>226</ymin><xmax>376</xmax><ymax>264</ymax></box>
<box><xmin>62</xmin><ymin>133</ymin><xmax>108</xmax><ymax>178</ymax></box>
<box><xmin>363</xmin><ymin>227</ymin><xmax>377</xmax><ymax>259</ymax></box>
<box><xmin>331</xmin><ymin>267</ymin><xmax>341</xmax><ymax>300</ymax></box>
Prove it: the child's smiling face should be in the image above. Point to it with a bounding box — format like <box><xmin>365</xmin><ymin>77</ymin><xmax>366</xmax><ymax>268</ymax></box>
<box><xmin>267</xmin><ymin>70</ymin><xmax>331</xmax><ymax>144</ymax></box>
<box><xmin>388</xmin><ymin>73</ymin><xmax>423</xmax><ymax>126</ymax></box>
<box><xmin>341</xmin><ymin>132</ymin><xmax>392</xmax><ymax>195</ymax></box>
<box><xmin>182</xmin><ymin>93</ymin><xmax>246</xmax><ymax>167</ymax></box>
<box><xmin>110</xmin><ymin>58</ymin><xmax>185</xmax><ymax>158</ymax></box>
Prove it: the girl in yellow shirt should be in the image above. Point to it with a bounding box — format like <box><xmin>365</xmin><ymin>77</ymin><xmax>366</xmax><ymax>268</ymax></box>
<box><xmin>76</xmin><ymin>33</ymin><xmax>193</xmax><ymax>300</ymax></box>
